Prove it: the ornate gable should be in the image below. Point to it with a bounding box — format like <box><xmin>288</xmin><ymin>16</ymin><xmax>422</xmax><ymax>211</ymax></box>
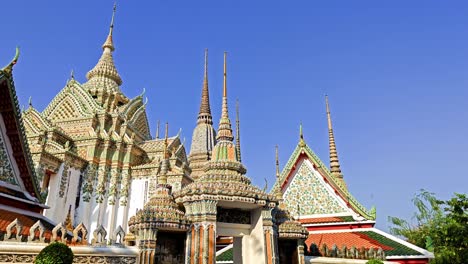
<box><xmin>43</xmin><ymin>79</ymin><xmax>102</xmax><ymax>122</ymax></box>
<box><xmin>23</xmin><ymin>107</ymin><xmax>54</xmax><ymax>135</ymax></box>
<box><xmin>274</xmin><ymin>140</ymin><xmax>376</xmax><ymax>220</ymax></box>
<box><xmin>0</xmin><ymin>129</ymin><xmax>19</xmax><ymax>186</ymax></box>
<box><xmin>283</xmin><ymin>159</ymin><xmax>349</xmax><ymax>216</ymax></box>
<box><xmin>128</xmin><ymin>104</ymin><xmax>150</xmax><ymax>139</ymax></box>
<box><xmin>0</xmin><ymin>49</ymin><xmax>44</xmax><ymax>204</ymax></box>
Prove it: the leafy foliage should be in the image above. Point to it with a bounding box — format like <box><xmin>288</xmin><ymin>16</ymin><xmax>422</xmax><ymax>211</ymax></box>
<box><xmin>389</xmin><ymin>190</ymin><xmax>468</xmax><ymax>264</ymax></box>
<box><xmin>35</xmin><ymin>242</ymin><xmax>74</xmax><ymax>264</ymax></box>
<box><xmin>366</xmin><ymin>259</ymin><xmax>384</xmax><ymax>264</ymax></box>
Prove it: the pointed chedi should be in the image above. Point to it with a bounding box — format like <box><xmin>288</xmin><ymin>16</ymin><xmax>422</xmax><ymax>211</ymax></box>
<box><xmin>83</xmin><ymin>3</ymin><xmax>126</xmax><ymax>109</ymax></box>
<box><xmin>326</xmin><ymin>95</ymin><xmax>346</xmax><ymax>188</ymax></box>
<box><xmin>189</xmin><ymin>49</ymin><xmax>217</xmax><ymax>179</ymax></box>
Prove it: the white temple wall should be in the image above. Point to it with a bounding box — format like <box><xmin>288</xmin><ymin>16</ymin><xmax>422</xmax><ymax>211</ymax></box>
<box><xmin>64</xmin><ymin>167</ymin><xmax>81</xmax><ymax>223</ymax></box>
<box><xmin>44</xmin><ymin>163</ymin><xmax>81</xmax><ymax>225</ymax></box>
<box><xmin>43</xmin><ymin>163</ymin><xmax>63</xmax><ymax>222</ymax></box>
<box><xmin>242</xmin><ymin>208</ymin><xmax>266</xmax><ymax>264</ymax></box>
<box><xmin>128</xmin><ymin>178</ymin><xmax>149</xmax><ymax>218</ymax></box>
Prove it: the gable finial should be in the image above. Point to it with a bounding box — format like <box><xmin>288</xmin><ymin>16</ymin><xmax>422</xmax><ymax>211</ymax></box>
<box><xmin>155</xmin><ymin>120</ymin><xmax>160</xmax><ymax>139</ymax></box>
<box><xmin>70</xmin><ymin>69</ymin><xmax>74</xmax><ymax>80</ymax></box>
<box><xmin>325</xmin><ymin>95</ymin><xmax>345</xmax><ymax>185</ymax></box>
<box><xmin>299</xmin><ymin>122</ymin><xmax>306</xmax><ymax>146</ymax></box>
<box><xmin>235</xmin><ymin>99</ymin><xmax>241</xmax><ymax>162</ymax></box>
<box><xmin>1</xmin><ymin>47</ymin><xmax>20</xmax><ymax>75</ymax></box>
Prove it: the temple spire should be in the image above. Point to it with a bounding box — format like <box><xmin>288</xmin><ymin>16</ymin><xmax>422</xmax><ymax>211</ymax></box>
<box><xmin>155</xmin><ymin>120</ymin><xmax>160</xmax><ymax>139</ymax></box>
<box><xmin>197</xmin><ymin>49</ymin><xmax>213</xmax><ymax>124</ymax></box>
<box><xmin>235</xmin><ymin>99</ymin><xmax>241</xmax><ymax>162</ymax></box>
<box><xmin>84</xmin><ymin>2</ymin><xmax>123</xmax><ymax>95</ymax></box>
<box><xmin>326</xmin><ymin>95</ymin><xmax>344</xmax><ymax>182</ymax></box>
<box><xmin>216</xmin><ymin>52</ymin><xmax>234</xmax><ymax>142</ymax></box>
<box><xmin>160</xmin><ymin>122</ymin><xmax>170</xmax><ymax>183</ymax></box>
<box><xmin>163</xmin><ymin>122</ymin><xmax>169</xmax><ymax>159</ymax></box>
<box><xmin>102</xmin><ymin>2</ymin><xmax>117</xmax><ymax>51</ymax></box>
<box><xmin>275</xmin><ymin>145</ymin><xmax>280</xmax><ymax>179</ymax></box>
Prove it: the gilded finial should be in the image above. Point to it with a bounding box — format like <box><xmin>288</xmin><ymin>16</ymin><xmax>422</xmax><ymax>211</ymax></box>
<box><xmin>299</xmin><ymin>122</ymin><xmax>306</xmax><ymax>147</ymax></box>
<box><xmin>155</xmin><ymin>120</ymin><xmax>160</xmax><ymax>139</ymax></box>
<box><xmin>235</xmin><ymin>99</ymin><xmax>241</xmax><ymax>162</ymax></box>
<box><xmin>325</xmin><ymin>96</ymin><xmax>345</xmax><ymax>185</ymax></box>
<box><xmin>1</xmin><ymin>47</ymin><xmax>20</xmax><ymax>75</ymax></box>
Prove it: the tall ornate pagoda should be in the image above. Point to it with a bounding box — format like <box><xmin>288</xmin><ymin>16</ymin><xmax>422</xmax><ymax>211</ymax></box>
<box><xmin>175</xmin><ymin>53</ymin><xmax>287</xmax><ymax>264</ymax></box>
<box><xmin>21</xmin><ymin>4</ymin><xmax>191</xmax><ymax>244</ymax></box>
<box><xmin>189</xmin><ymin>49</ymin><xmax>217</xmax><ymax>180</ymax></box>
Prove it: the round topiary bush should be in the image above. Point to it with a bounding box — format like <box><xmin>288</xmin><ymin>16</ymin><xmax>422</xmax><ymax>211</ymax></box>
<box><xmin>35</xmin><ymin>242</ymin><xmax>74</xmax><ymax>264</ymax></box>
<box><xmin>366</xmin><ymin>259</ymin><xmax>384</xmax><ymax>264</ymax></box>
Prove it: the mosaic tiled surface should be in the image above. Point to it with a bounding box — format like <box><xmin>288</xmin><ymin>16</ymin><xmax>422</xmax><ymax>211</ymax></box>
<box><xmin>283</xmin><ymin>161</ymin><xmax>348</xmax><ymax>216</ymax></box>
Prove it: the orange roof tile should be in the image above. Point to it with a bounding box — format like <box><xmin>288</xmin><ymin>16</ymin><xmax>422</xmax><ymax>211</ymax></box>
<box><xmin>299</xmin><ymin>217</ymin><xmax>345</xmax><ymax>224</ymax></box>
<box><xmin>0</xmin><ymin>209</ymin><xmax>52</xmax><ymax>240</ymax></box>
<box><xmin>305</xmin><ymin>232</ymin><xmax>393</xmax><ymax>251</ymax></box>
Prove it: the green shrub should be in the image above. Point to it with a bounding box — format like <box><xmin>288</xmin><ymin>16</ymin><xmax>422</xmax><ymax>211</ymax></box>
<box><xmin>35</xmin><ymin>242</ymin><xmax>74</xmax><ymax>264</ymax></box>
<box><xmin>366</xmin><ymin>259</ymin><xmax>384</xmax><ymax>264</ymax></box>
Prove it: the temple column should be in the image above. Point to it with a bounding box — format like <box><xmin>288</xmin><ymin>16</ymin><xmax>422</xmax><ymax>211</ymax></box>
<box><xmin>186</xmin><ymin>222</ymin><xmax>216</xmax><ymax>264</ymax></box>
<box><xmin>137</xmin><ymin>226</ymin><xmax>158</xmax><ymax>264</ymax></box>
<box><xmin>262</xmin><ymin>207</ymin><xmax>277</xmax><ymax>264</ymax></box>
<box><xmin>185</xmin><ymin>226</ymin><xmax>192</xmax><ymax>264</ymax></box>
<box><xmin>106</xmin><ymin>167</ymin><xmax>120</xmax><ymax>241</ymax></box>
<box><xmin>296</xmin><ymin>240</ymin><xmax>305</xmax><ymax>264</ymax></box>
<box><xmin>117</xmin><ymin>167</ymin><xmax>131</xmax><ymax>231</ymax></box>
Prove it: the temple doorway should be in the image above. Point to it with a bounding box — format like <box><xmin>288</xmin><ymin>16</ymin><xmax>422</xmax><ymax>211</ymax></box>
<box><xmin>278</xmin><ymin>240</ymin><xmax>298</xmax><ymax>264</ymax></box>
<box><xmin>154</xmin><ymin>232</ymin><xmax>185</xmax><ymax>264</ymax></box>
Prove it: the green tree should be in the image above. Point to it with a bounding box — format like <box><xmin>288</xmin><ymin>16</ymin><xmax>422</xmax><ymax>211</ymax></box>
<box><xmin>389</xmin><ymin>190</ymin><xmax>468</xmax><ymax>264</ymax></box>
<box><xmin>34</xmin><ymin>242</ymin><xmax>74</xmax><ymax>264</ymax></box>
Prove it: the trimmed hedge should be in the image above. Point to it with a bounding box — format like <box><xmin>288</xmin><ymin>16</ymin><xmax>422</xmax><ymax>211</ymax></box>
<box><xmin>366</xmin><ymin>259</ymin><xmax>384</xmax><ymax>264</ymax></box>
<box><xmin>35</xmin><ymin>242</ymin><xmax>74</xmax><ymax>264</ymax></box>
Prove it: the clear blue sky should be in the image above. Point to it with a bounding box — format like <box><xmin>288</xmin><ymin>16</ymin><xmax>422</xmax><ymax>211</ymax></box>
<box><xmin>2</xmin><ymin>1</ymin><xmax>467</xmax><ymax>231</ymax></box>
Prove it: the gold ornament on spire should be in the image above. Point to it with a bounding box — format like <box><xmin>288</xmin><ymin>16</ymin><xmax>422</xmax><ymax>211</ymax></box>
<box><xmin>325</xmin><ymin>95</ymin><xmax>345</xmax><ymax>184</ymax></box>
<box><xmin>299</xmin><ymin>122</ymin><xmax>306</xmax><ymax>146</ymax></box>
